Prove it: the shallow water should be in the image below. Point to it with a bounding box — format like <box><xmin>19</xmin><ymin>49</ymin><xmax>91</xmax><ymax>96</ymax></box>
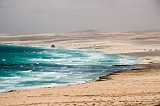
<box><xmin>0</xmin><ymin>44</ymin><xmax>139</xmax><ymax>92</ymax></box>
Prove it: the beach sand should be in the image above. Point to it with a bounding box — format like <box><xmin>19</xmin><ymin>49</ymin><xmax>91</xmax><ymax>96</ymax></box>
<box><xmin>0</xmin><ymin>31</ymin><xmax>160</xmax><ymax>106</ymax></box>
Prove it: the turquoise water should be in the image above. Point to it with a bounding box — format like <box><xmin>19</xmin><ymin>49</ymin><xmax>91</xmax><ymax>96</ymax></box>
<box><xmin>0</xmin><ymin>44</ymin><xmax>139</xmax><ymax>92</ymax></box>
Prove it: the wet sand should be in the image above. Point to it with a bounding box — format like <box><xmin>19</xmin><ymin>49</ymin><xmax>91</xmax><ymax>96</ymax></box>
<box><xmin>0</xmin><ymin>31</ymin><xmax>160</xmax><ymax>106</ymax></box>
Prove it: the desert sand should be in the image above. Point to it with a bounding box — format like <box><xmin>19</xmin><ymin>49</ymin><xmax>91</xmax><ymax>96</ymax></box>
<box><xmin>0</xmin><ymin>31</ymin><xmax>160</xmax><ymax>106</ymax></box>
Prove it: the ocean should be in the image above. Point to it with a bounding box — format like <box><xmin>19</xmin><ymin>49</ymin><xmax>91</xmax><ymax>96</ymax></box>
<box><xmin>0</xmin><ymin>44</ymin><xmax>139</xmax><ymax>92</ymax></box>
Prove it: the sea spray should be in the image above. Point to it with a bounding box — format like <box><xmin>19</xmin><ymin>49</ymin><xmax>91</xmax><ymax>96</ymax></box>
<box><xmin>0</xmin><ymin>44</ymin><xmax>139</xmax><ymax>92</ymax></box>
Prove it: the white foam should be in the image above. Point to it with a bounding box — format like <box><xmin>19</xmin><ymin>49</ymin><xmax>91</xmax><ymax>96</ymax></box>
<box><xmin>1</xmin><ymin>76</ymin><xmax>21</xmax><ymax>79</ymax></box>
<box><xmin>21</xmin><ymin>70</ymin><xmax>32</xmax><ymax>73</ymax></box>
<box><xmin>2</xmin><ymin>59</ymin><xmax>5</xmax><ymax>61</ymax></box>
<box><xmin>0</xmin><ymin>46</ymin><xmax>140</xmax><ymax>92</ymax></box>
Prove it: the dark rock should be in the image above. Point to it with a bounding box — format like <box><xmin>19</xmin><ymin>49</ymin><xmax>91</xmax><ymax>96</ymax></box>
<box><xmin>51</xmin><ymin>45</ymin><xmax>55</xmax><ymax>48</ymax></box>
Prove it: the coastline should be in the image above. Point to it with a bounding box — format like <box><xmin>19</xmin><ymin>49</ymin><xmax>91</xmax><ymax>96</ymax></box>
<box><xmin>0</xmin><ymin>31</ymin><xmax>160</xmax><ymax>106</ymax></box>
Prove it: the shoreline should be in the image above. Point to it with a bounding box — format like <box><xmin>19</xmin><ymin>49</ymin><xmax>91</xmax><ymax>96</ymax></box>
<box><xmin>0</xmin><ymin>62</ymin><xmax>159</xmax><ymax>106</ymax></box>
<box><xmin>0</xmin><ymin>32</ymin><xmax>160</xmax><ymax>106</ymax></box>
<box><xmin>0</xmin><ymin>44</ymin><xmax>141</xmax><ymax>93</ymax></box>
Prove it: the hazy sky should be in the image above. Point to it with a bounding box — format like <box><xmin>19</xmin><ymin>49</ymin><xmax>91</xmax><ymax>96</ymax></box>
<box><xmin>0</xmin><ymin>0</ymin><xmax>160</xmax><ymax>34</ymax></box>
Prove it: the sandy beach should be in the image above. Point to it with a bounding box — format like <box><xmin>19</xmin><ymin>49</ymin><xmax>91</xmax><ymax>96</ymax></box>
<box><xmin>0</xmin><ymin>31</ymin><xmax>160</xmax><ymax>106</ymax></box>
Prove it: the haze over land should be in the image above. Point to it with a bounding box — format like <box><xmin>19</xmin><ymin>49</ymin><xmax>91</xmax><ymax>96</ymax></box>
<box><xmin>0</xmin><ymin>0</ymin><xmax>160</xmax><ymax>34</ymax></box>
<box><xmin>0</xmin><ymin>1</ymin><xmax>160</xmax><ymax>105</ymax></box>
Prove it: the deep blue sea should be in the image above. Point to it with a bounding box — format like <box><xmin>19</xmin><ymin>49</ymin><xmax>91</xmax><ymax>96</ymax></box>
<box><xmin>0</xmin><ymin>44</ymin><xmax>139</xmax><ymax>92</ymax></box>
